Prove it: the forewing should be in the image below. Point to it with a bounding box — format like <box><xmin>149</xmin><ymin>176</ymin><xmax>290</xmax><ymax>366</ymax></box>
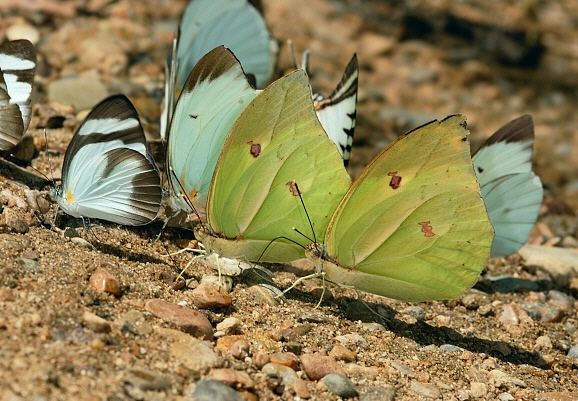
<box><xmin>314</xmin><ymin>54</ymin><xmax>358</xmax><ymax>165</ymax></box>
<box><xmin>473</xmin><ymin>115</ymin><xmax>534</xmax><ymax>183</ymax></box>
<box><xmin>207</xmin><ymin>70</ymin><xmax>351</xmax><ymax>262</ymax></box>
<box><xmin>176</xmin><ymin>0</ymin><xmax>277</xmax><ymax>89</ymax></box>
<box><xmin>0</xmin><ymin>72</ymin><xmax>24</xmax><ymax>149</ymax></box>
<box><xmin>62</xmin><ymin>95</ymin><xmax>149</xmax><ymax>182</ymax></box>
<box><xmin>0</xmin><ymin>39</ymin><xmax>36</xmax><ymax>149</ymax></box>
<box><xmin>473</xmin><ymin>115</ymin><xmax>542</xmax><ymax>256</ymax></box>
<box><xmin>324</xmin><ymin>116</ymin><xmax>493</xmax><ymax>301</ymax></box>
<box><xmin>167</xmin><ymin>46</ymin><xmax>257</xmax><ymax>211</ymax></box>
<box><xmin>62</xmin><ymin>148</ymin><xmax>161</xmax><ymax>225</ymax></box>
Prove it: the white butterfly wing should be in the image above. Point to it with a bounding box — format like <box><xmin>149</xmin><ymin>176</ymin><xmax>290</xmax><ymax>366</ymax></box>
<box><xmin>313</xmin><ymin>55</ymin><xmax>358</xmax><ymax>166</ymax></box>
<box><xmin>0</xmin><ymin>39</ymin><xmax>36</xmax><ymax>150</ymax></box>
<box><xmin>473</xmin><ymin>115</ymin><xmax>543</xmax><ymax>257</ymax></box>
<box><xmin>57</xmin><ymin>95</ymin><xmax>161</xmax><ymax>225</ymax></box>
<box><xmin>176</xmin><ymin>0</ymin><xmax>277</xmax><ymax>89</ymax></box>
<box><xmin>480</xmin><ymin>173</ymin><xmax>543</xmax><ymax>257</ymax></box>
<box><xmin>167</xmin><ymin>46</ymin><xmax>256</xmax><ymax>213</ymax></box>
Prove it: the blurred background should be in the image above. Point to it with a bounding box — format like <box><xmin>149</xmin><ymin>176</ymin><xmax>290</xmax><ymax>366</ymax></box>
<box><xmin>1</xmin><ymin>0</ymin><xmax>576</xmax><ymax>224</ymax></box>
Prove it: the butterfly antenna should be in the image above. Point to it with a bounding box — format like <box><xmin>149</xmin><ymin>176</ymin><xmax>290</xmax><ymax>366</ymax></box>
<box><xmin>292</xmin><ymin>227</ymin><xmax>314</xmax><ymax>243</ymax></box>
<box><xmin>26</xmin><ymin>164</ymin><xmax>51</xmax><ymax>183</ymax></box>
<box><xmin>293</xmin><ymin>182</ymin><xmax>317</xmax><ymax>245</ymax></box>
<box><xmin>256</xmin><ymin>235</ymin><xmax>306</xmax><ymax>264</ymax></box>
<box><xmin>43</xmin><ymin>128</ymin><xmax>57</xmax><ymax>186</ymax></box>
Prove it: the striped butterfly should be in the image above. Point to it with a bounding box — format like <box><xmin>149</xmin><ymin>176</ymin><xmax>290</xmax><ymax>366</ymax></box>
<box><xmin>160</xmin><ymin>0</ymin><xmax>278</xmax><ymax>139</ymax></box>
<box><xmin>309</xmin><ymin>54</ymin><xmax>359</xmax><ymax>166</ymax></box>
<box><xmin>50</xmin><ymin>95</ymin><xmax>162</xmax><ymax>226</ymax></box>
<box><xmin>472</xmin><ymin>115</ymin><xmax>543</xmax><ymax>257</ymax></box>
<box><xmin>0</xmin><ymin>39</ymin><xmax>36</xmax><ymax>150</ymax></box>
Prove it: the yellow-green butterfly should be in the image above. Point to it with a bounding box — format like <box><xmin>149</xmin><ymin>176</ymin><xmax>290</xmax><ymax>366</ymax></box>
<box><xmin>196</xmin><ymin>70</ymin><xmax>493</xmax><ymax>300</ymax></box>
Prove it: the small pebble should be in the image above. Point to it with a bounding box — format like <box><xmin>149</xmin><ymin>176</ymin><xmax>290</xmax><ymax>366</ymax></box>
<box><xmin>247</xmin><ymin>284</ymin><xmax>284</xmax><ymax>305</ymax></box>
<box><xmin>252</xmin><ymin>352</ymin><xmax>270</xmax><ymax>369</ymax></box>
<box><xmin>89</xmin><ymin>267</ymin><xmax>121</xmax><ymax>296</ymax></box>
<box><xmin>439</xmin><ymin>344</ymin><xmax>464</xmax><ymax>353</ymax></box>
<box><xmin>359</xmin><ymin>385</ymin><xmax>396</xmax><ymax>401</ymax></box>
<box><xmin>229</xmin><ymin>339</ymin><xmax>250</xmax><ymax>360</ymax></box>
<box><xmin>300</xmin><ymin>353</ymin><xmax>345</xmax><ymax>380</ymax></box>
<box><xmin>470</xmin><ymin>381</ymin><xmax>487</xmax><ymax>398</ymax></box>
<box><xmin>270</xmin><ymin>352</ymin><xmax>299</xmax><ymax>370</ymax></box>
<box><xmin>402</xmin><ymin>305</ymin><xmax>426</xmax><ymax>320</ymax></box>
<box><xmin>208</xmin><ymin>368</ymin><xmax>254</xmax><ymax>389</ymax></box>
<box><xmin>48</xmin><ymin>76</ymin><xmax>108</xmax><ymax>111</ymax></box>
<box><xmin>534</xmin><ymin>335</ymin><xmax>553</xmax><ymax>352</ymax></box>
<box><xmin>71</xmin><ymin>237</ymin><xmax>94</xmax><ymax>249</ymax></box>
<box><xmin>490</xmin><ymin>369</ymin><xmax>526</xmax><ymax>388</ymax></box>
<box><xmin>201</xmin><ymin>274</ymin><xmax>233</xmax><ymax>293</ymax></box>
<box><xmin>145</xmin><ymin>299</ymin><xmax>213</xmax><ymax>339</ymax></box>
<box><xmin>329</xmin><ymin>344</ymin><xmax>357</xmax><ymax>362</ymax></box>
<box><xmin>497</xmin><ymin>392</ymin><xmax>514</xmax><ymax>401</ymax></box>
<box><xmin>410</xmin><ymin>381</ymin><xmax>441</xmax><ymax>399</ymax></box>
<box><xmin>191</xmin><ymin>282</ymin><xmax>233</xmax><ymax>309</ymax></box>
<box><xmin>335</xmin><ymin>333</ymin><xmax>368</xmax><ymax>349</ymax></box>
<box><xmin>388</xmin><ymin>360</ymin><xmax>416</xmax><ymax>377</ymax></box>
<box><xmin>216</xmin><ymin>317</ymin><xmax>242</xmax><ymax>335</ymax></box>
<box><xmin>125</xmin><ymin>367</ymin><xmax>171</xmax><ymax>391</ymax></box>
<box><xmin>290</xmin><ymin>379</ymin><xmax>310</xmax><ymax>399</ymax></box>
<box><xmin>171</xmin><ymin>338</ymin><xmax>219</xmax><ymax>372</ymax></box>
<box><xmin>191</xmin><ymin>379</ymin><xmax>243</xmax><ymax>401</ymax></box>
<box><xmin>118</xmin><ymin>310</ymin><xmax>152</xmax><ymax>335</ymax></box>
<box><xmin>262</xmin><ymin>362</ymin><xmax>298</xmax><ymax>385</ymax></box>
<box><xmin>6</xmin><ymin>23</ymin><xmax>40</xmax><ymax>44</ymax></box>
<box><xmin>321</xmin><ymin>374</ymin><xmax>358</xmax><ymax>398</ymax></box>
<box><xmin>567</xmin><ymin>345</ymin><xmax>578</xmax><ymax>359</ymax></box>
<box><xmin>82</xmin><ymin>311</ymin><xmax>111</xmax><ymax>333</ymax></box>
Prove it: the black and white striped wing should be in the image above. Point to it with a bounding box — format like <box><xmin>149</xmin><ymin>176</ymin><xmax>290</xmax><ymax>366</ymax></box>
<box><xmin>313</xmin><ymin>54</ymin><xmax>358</xmax><ymax>166</ymax></box>
<box><xmin>0</xmin><ymin>39</ymin><xmax>36</xmax><ymax>150</ymax></box>
<box><xmin>57</xmin><ymin>95</ymin><xmax>161</xmax><ymax>225</ymax></box>
<box><xmin>473</xmin><ymin>115</ymin><xmax>543</xmax><ymax>257</ymax></box>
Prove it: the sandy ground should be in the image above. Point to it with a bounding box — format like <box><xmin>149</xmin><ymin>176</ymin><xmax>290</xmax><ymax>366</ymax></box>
<box><xmin>0</xmin><ymin>0</ymin><xmax>577</xmax><ymax>400</ymax></box>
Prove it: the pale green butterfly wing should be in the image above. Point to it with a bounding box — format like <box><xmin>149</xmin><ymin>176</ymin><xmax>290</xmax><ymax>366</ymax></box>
<box><xmin>203</xmin><ymin>70</ymin><xmax>351</xmax><ymax>263</ymax></box>
<box><xmin>321</xmin><ymin>116</ymin><xmax>494</xmax><ymax>301</ymax></box>
<box><xmin>472</xmin><ymin>115</ymin><xmax>543</xmax><ymax>257</ymax></box>
<box><xmin>166</xmin><ymin>46</ymin><xmax>257</xmax><ymax>214</ymax></box>
<box><xmin>176</xmin><ymin>0</ymin><xmax>277</xmax><ymax>89</ymax></box>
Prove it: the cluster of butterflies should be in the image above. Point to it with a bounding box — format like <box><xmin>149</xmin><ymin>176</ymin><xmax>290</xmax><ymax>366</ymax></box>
<box><xmin>0</xmin><ymin>0</ymin><xmax>543</xmax><ymax>301</ymax></box>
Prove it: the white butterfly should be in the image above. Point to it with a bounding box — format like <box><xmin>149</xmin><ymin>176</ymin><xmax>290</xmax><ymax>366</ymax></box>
<box><xmin>164</xmin><ymin>46</ymin><xmax>256</xmax><ymax>217</ymax></box>
<box><xmin>160</xmin><ymin>0</ymin><xmax>278</xmax><ymax>140</ymax></box>
<box><xmin>310</xmin><ymin>54</ymin><xmax>358</xmax><ymax>166</ymax></box>
<box><xmin>473</xmin><ymin>115</ymin><xmax>543</xmax><ymax>257</ymax></box>
<box><xmin>0</xmin><ymin>39</ymin><xmax>36</xmax><ymax>150</ymax></box>
<box><xmin>50</xmin><ymin>95</ymin><xmax>162</xmax><ymax>226</ymax></box>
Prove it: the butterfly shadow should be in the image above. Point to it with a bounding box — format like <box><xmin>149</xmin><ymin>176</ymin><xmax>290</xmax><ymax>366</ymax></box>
<box><xmin>334</xmin><ymin>296</ymin><xmax>548</xmax><ymax>369</ymax></box>
<box><xmin>54</xmin><ymin>216</ymin><xmax>170</xmax><ymax>265</ymax></box>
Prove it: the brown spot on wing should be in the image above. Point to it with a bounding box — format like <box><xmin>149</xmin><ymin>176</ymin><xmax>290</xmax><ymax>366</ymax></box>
<box><xmin>418</xmin><ymin>221</ymin><xmax>435</xmax><ymax>237</ymax></box>
<box><xmin>248</xmin><ymin>141</ymin><xmax>261</xmax><ymax>157</ymax></box>
<box><xmin>387</xmin><ymin>171</ymin><xmax>402</xmax><ymax>189</ymax></box>
<box><xmin>286</xmin><ymin>180</ymin><xmax>299</xmax><ymax>196</ymax></box>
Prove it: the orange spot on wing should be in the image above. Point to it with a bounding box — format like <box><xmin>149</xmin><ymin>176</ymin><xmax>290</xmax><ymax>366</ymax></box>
<box><xmin>65</xmin><ymin>187</ymin><xmax>74</xmax><ymax>203</ymax></box>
